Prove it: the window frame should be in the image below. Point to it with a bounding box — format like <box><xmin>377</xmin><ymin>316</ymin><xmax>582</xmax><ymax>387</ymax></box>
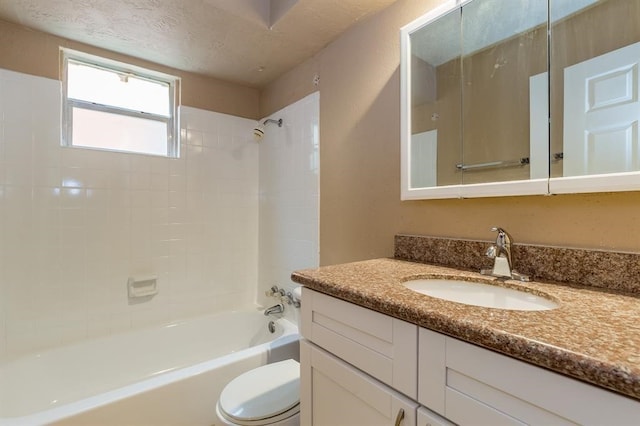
<box><xmin>61</xmin><ymin>48</ymin><xmax>181</xmax><ymax>158</ymax></box>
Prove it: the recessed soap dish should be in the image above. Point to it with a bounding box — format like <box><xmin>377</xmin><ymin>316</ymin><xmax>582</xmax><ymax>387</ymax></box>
<box><xmin>127</xmin><ymin>275</ymin><xmax>158</xmax><ymax>298</ymax></box>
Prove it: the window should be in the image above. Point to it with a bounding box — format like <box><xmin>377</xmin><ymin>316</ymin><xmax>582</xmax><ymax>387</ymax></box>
<box><xmin>61</xmin><ymin>49</ymin><xmax>180</xmax><ymax>157</ymax></box>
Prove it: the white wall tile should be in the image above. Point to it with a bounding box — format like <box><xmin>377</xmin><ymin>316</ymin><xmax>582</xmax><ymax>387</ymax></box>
<box><xmin>0</xmin><ymin>69</ymin><xmax>315</xmax><ymax>359</ymax></box>
<box><xmin>258</xmin><ymin>92</ymin><xmax>320</xmax><ymax>319</ymax></box>
<box><xmin>0</xmin><ymin>72</ymin><xmax>260</xmax><ymax>359</ymax></box>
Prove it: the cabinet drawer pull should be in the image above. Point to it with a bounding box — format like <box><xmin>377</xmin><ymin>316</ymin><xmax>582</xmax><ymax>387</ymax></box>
<box><xmin>394</xmin><ymin>408</ymin><xmax>405</xmax><ymax>426</ymax></box>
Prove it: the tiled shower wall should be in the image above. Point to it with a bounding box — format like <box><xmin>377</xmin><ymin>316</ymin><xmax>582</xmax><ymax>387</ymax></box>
<box><xmin>0</xmin><ymin>69</ymin><xmax>259</xmax><ymax>359</ymax></box>
<box><xmin>258</xmin><ymin>92</ymin><xmax>319</xmax><ymax>318</ymax></box>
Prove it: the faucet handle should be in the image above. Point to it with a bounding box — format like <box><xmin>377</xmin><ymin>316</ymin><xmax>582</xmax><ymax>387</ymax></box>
<box><xmin>491</xmin><ymin>227</ymin><xmax>510</xmax><ymax>236</ymax></box>
<box><xmin>283</xmin><ymin>291</ymin><xmax>301</xmax><ymax>308</ymax></box>
<box><xmin>265</xmin><ymin>285</ymin><xmax>285</xmax><ymax>297</ymax></box>
<box><xmin>490</xmin><ymin>226</ymin><xmax>508</xmax><ymax>237</ymax></box>
<box><xmin>490</xmin><ymin>227</ymin><xmax>512</xmax><ymax>247</ymax></box>
<box><xmin>485</xmin><ymin>245</ymin><xmax>497</xmax><ymax>259</ymax></box>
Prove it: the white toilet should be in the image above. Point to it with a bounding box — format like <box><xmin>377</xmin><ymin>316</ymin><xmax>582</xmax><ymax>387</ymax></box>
<box><xmin>215</xmin><ymin>359</ymin><xmax>300</xmax><ymax>426</ymax></box>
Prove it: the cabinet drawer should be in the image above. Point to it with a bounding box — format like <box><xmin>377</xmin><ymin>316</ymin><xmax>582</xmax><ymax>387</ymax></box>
<box><xmin>419</xmin><ymin>329</ymin><xmax>640</xmax><ymax>425</ymax></box>
<box><xmin>445</xmin><ymin>337</ymin><xmax>640</xmax><ymax>425</ymax></box>
<box><xmin>301</xmin><ymin>340</ymin><xmax>418</xmax><ymax>426</ymax></box>
<box><xmin>301</xmin><ymin>288</ymin><xmax>418</xmax><ymax>398</ymax></box>
<box><xmin>417</xmin><ymin>328</ymin><xmax>571</xmax><ymax>423</ymax></box>
<box><xmin>445</xmin><ymin>387</ymin><xmax>525</xmax><ymax>426</ymax></box>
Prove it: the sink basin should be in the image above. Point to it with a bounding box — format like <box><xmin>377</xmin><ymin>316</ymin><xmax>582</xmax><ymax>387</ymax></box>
<box><xmin>403</xmin><ymin>278</ymin><xmax>558</xmax><ymax>311</ymax></box>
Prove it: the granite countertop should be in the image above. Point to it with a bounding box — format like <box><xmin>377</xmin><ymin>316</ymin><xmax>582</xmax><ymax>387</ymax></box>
<box><xmin>291</xmin><ymin>258</ymin><xmax>640</xmax><ymax>401</ymax></box>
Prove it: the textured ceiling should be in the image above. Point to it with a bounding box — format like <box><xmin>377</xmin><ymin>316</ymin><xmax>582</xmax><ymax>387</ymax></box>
<box><xmin>0</xmin><ymin>0</ymin><xmax>398</xmax><ymax>88</ymax></box>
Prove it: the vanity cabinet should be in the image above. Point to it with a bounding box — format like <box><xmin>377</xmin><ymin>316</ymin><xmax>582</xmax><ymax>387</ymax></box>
<box><xmin>300</xmin><ymin>287</ymin><xmax>418</xmax><ymax>398</ymax></box>
<box><xmin>301</xmin><ymin>288</ymin><xmax>640</xmax><ymax>425</ymax></box>
<box><xmin>300</xmin><ymin>288</ymin><xmax>419</xmax><ymax>426</ymax></box>
<box><xmin>300</xmin><ymin>340</ymin><xmax>419</xmax><ymax>426</ymax></box>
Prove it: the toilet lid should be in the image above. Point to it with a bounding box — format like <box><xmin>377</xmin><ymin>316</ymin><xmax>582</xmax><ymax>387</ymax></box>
<box><xmin>219</xmin><ymin>359</ymin><xmax>300</xmax><ymax>422</ymax></box>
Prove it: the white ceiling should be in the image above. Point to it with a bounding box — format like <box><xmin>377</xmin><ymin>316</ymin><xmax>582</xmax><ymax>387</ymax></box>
<box><xmin>0</xmin><ymin>0</ymin><xmax>398</xmax><ymax>88</ymax></box>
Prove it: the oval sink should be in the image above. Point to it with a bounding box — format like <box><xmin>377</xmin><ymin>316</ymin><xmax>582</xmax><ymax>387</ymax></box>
<box><xmin>403</xmin><ymin>278</ymin><xmax>558</xmax><ymax>311</ymax></box>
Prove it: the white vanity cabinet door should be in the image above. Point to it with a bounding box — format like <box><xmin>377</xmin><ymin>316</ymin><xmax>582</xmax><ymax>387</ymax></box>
<box><xmin>301</xmin><ymin>340</ymin><xmax>418</xmax><ymax>426</ymax></box>
<box><xmin>301</xmin><ymin>288</ymin><xmax>418</xmax><ymax>398</ymax></box>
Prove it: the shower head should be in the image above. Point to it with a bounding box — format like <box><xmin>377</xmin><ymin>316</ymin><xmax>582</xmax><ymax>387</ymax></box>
<box><xmin>253</xmin><ymin>126</ymin><xmax>265</xmax><ymax>140</ymax></box>
<box><xmin>253</xmin><ymin>118</ymin><xmax>283</xmax><ymax>141</ymax></box>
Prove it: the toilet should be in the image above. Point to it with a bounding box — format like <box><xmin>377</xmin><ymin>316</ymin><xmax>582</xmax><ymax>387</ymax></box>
<box><xmin>216</xmin><ymin>359</ymin><xmax>300</xmax><ymax>426</ymax></box>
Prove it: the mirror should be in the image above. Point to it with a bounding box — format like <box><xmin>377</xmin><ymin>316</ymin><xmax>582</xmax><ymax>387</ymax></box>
<box><xmin>401</xmin><ymin>0</ymin><xmax>640</xmax><ymax>200</ymax></box>
<box><xmin>401</xmin><ymin>0</ymin><xmax>549</xmax><ymax>199</ymax></box>
<box><xmin>549</xmin><ymin>0</ymin><xmax>640</xmax><ymax>193</ymax></box>
<box><xmin>408</xmin><ymin>6</ymin><xmax>461</xmax><ymax>190</ymax></box>
<box><xmin>460</xmin><ymin>0</ymin><xmax>548</xmax><ymax>186</ymax></box>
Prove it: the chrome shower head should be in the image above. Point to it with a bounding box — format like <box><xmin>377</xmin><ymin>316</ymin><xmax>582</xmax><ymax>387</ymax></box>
<box><xmin>253</xmin><ymin>118</ymin><xmax>283</xmax><ymax>141</ymax></box>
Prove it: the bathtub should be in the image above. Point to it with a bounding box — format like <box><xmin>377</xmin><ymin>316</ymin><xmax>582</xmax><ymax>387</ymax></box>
<box><xmin>0</xmin><ymin>309</ymin><xmax>299</xmax><ymax>426</ymax></box>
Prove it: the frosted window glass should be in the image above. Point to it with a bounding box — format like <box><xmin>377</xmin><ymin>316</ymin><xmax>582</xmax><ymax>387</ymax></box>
<box><xmin>67</xmin><ymin>61</ymin><xmax>170</xmax><ymax>116</ymax></box>
<box><xmin>72</xmin><ymin>107</ymin><xmax>168</xmax><ymax>156</ymax></box>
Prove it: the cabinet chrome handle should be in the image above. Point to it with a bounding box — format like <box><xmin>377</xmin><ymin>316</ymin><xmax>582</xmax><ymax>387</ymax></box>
<box><xmin>394</xmin><ymin>408</ymin><xmax>405</xmax><ymax>426</ymax></box>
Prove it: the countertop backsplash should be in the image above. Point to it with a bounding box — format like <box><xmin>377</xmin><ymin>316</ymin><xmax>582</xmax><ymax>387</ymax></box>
<box><xmin>394</xmin><ymin>234</ymin><xmax>640</xmax><ymax>295</ymax></box>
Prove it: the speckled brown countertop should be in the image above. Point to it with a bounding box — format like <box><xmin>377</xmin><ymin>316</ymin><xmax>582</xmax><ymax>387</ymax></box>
<box><xmin>291</xmin><ymin>258</ymin><xmax>640</xmax><ymax>402</ymax></box>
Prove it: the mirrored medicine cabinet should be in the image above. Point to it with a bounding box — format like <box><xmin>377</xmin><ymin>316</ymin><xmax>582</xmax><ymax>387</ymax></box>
<box><xmin>401</xmin><ymin>0</ymin><xmax>640</xmax><ymax>200</ymax></box>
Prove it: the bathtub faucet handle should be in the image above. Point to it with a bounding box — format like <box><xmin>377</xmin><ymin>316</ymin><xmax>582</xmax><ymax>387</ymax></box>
<box><xmin>283</xmin><ymin>292</ymin><xmax>301</xmax><ymax>308</ymax></box>
<box><xmin>265</xmin><ymin>285</ymin><xmax>285</xmax><ymax>298</ymax></box>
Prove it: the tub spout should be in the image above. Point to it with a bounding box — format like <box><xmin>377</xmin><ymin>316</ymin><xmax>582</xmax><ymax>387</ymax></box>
<box><xmin>264</xmin><ymin>303</ymin><xmax>285</xmax><ymax>316</ymax></box>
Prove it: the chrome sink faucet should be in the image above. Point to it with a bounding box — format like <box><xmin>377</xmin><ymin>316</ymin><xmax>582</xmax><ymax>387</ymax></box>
<box><xmin>481</xmin><ymin>227</ymin><xmax>529</xmax><ymax>281</ymax></box>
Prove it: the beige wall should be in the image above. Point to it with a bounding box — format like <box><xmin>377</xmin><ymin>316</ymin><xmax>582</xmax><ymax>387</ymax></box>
<box><xmin>0</xmin><ymin>19</ymin><xmax>259</xmax><ymax>119</ymax></box>
<box><xmin>2</xmin><ymin>2</ymin><xmax>639</xmax><ymax>266</ymax></box>
<box><xmin>261</xmin><ymin>0</ymin><xmax>640</xmax><ymax>265</ymax></box>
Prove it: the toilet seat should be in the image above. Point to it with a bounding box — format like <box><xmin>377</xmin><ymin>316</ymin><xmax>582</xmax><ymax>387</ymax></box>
<box><xmin>217</xmin><ymin>359</ymin><xmax>300</xmax><ymax>426</ymax></box>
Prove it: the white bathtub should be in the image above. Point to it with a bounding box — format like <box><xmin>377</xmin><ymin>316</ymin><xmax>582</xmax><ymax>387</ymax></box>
<box><xmin>0</xmin><ymin>309</ymin><xmax>299</xmax><ymax>426</ymax></box>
